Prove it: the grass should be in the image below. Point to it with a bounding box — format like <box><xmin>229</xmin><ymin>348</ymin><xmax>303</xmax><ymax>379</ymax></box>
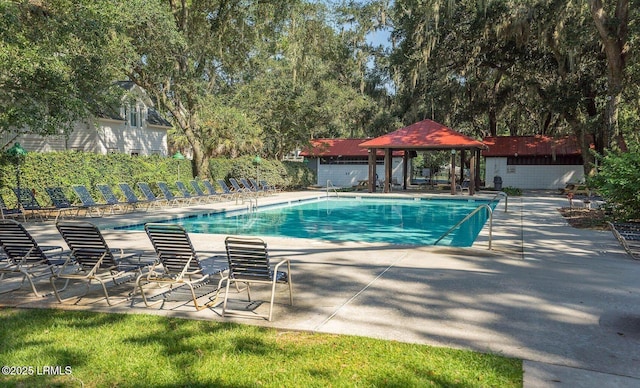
<box><xmin>0</xmin><ymin>308</ymin><xmax>522</xmax><ymax>387</ymax></box>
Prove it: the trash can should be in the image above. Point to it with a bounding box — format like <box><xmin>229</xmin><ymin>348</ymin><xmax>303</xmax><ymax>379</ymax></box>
<box><xmin>493</xmin><ymin>176</ymin><xmax>503</xmax><ymax>191</ymax></box>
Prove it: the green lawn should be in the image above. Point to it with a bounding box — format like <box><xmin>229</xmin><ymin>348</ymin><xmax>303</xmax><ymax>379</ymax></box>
<box><xmin>0</xmin><ymin>308</ymin><xmax>522</xmax><ymax>387</ymax></box>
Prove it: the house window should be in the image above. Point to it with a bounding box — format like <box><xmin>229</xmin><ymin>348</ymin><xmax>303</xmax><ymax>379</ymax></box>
<box><xmin>107</xmin><ymin>147</ymin><xmax>119</xmax><ymax>154</ymax></box>
<box><xmin>130</xmin><ymin>150</ymin><xmax>141</xmax><ymax>156</ymax></box>
<box><xmin>129</xmin><ymin>106</ymin><xmax>138</xmax><ymax>127</ymax></box>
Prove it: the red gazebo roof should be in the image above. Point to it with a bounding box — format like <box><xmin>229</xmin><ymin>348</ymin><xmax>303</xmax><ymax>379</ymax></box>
<box><xmin>359</xmin><ymin>119</ymin><xmax>486</xmax><ymax>150</ymax></box>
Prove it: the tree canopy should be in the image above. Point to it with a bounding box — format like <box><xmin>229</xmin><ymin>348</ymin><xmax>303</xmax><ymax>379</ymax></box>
<box><xmin>1</xmin><ymin>0</ymin><xmax>638</xmax><ymax>177</ymax></box>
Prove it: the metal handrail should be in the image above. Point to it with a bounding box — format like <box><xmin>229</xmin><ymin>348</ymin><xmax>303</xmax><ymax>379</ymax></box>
<box><xmin>434</xmin><ymin>204</ymin><xmax>494</xmax><ymax>249</ymax></box>
<box><xmin>326</xmin><ymin>180</ymin><xmax>339</xmax><ymax>198</ymax></box>
<box><xmin>491</xmin><ymin>191</ymin><xmax>508</xmax><ymax>212</ymax></box>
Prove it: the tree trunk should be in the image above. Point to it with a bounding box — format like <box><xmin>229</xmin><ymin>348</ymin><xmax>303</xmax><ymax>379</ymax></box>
<box><xmin>588</xmin><ymin>0</ymin><xmax>628</xmax><ymax>150</ymax></box>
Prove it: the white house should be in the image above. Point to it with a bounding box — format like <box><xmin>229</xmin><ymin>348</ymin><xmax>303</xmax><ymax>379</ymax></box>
<box><xmin>1</xmin><ymin>81</ymin><xmax>172</xmax><ymax>156</ymax></box>
<box><xmin>301</xmin><ymin>138</ymin><xmax>405</xmax><ymax>188</ymax></box>
<box><xmin>483</xmin><ymin>135</ymin><xmax>587</xmax><ymax>190</ymax></box>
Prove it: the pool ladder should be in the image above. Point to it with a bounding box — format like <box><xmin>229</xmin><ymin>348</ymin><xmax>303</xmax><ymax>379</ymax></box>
<box><xmin>245</xmin><ymin>197</ymin><xmax>257</xmax><ymax>212</ymax></box>
<box><xmin>433</xmin><ymin>192</ymin><xmax>508</xmax><ymax>250</ymax></box>
<box><xmin>434</xmin><ymin>204</ymin><xmax>493</xmax><ymax>249</ymax></box>
<box><xmin>326</xmin><ymin>180</ymin><xmax>339</xmax><ymax>197</ymax></box>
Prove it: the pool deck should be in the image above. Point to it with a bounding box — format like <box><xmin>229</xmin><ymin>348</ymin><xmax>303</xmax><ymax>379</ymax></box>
<box><xmin>2</xmin><ymin>189</ymin><xmax>640</xmax><ymax>387</ymax></box>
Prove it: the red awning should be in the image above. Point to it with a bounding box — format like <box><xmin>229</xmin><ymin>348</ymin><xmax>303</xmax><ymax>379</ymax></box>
<box><xmin>301</xmin><ymin>139</ymin><xmax>404</xmax><ymax>157</ymax></box>
<box><xmin>359</xmin><ymin>119</ymin><xmax>486</xmax><ymax>150</ymax></box>
<box><xmin>482</xmin><ymin>135</ymin><xmax>586</xmax><ymax>157</ymax></box>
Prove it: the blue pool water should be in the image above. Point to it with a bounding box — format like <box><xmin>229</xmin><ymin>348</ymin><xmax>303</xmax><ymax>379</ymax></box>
<box><xmin>119</xmin><ymin>196</ymin><xmax>497</xmax><ymax>247</ymax></box>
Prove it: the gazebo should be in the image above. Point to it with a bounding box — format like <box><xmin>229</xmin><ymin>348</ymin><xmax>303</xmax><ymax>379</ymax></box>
<box><xmin>359</xmin><ymin>119</ymin><xmax>487</xmax><ymax>195</ymax></box>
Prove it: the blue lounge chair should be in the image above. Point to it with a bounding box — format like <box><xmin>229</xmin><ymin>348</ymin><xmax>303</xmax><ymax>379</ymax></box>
<box><xmin>13</xmin><ymin>188</ymin><xmax>50</xmax><ymax>221</ymax></box>
<box><xmin>45</xmin><ymin>187</ymin><xmax>82</xmax><ymax>221</ymax></box>
<box><xmin>229</xmin><ymin>178</ymin><xmax>251</xmax><ymax>195</ymax></box>
<box><xmin>202</xmin><ymin>179</ymin><xmax>232</xmax><ymax>201</ymax></box>
<box><xmin>156</xmin><ymin>182</ymin><xmax>185</xmax><ymax>207</ymax></box>
<box><xmin>136</xmin><ymin>182</ymin><xmax>167</xmax><ymax>209</ymax></box>
<box><xmin>189</xmin><ymin>180</ymin><xmax>220</xmax><ymax>202</ymax></box>
<box><xmin>118</xmin><ymin>183</ymin><xmax>151</xmax><ymax>211</ymax></box>
<box><xmin>96</xmin><ymin>184</ymin><xmax>130</xmax><ymax>213</ymax></box>
<box><xmin>71</xmin><ymin>185</ymin><xmax>112</xmax><ymax>217</ymax></box>
<box><xmin>0</xmin><ymin>192</ymin><xmax>24</xmax><ymax>222</ymax></box>
<box><xmin>175</xmin><ymin>181</ymin><xmax>202</xmax><ymax>204</ymax></box>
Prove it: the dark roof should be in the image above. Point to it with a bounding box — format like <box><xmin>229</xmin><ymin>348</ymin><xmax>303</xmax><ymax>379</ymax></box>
<box><xmin>482</xmin><ymin>135</ymin><xmax>586</xmax><ymax>157</ymax></box>
<box><xmin>96</xmin><ymin>81</ymin><xmax>171</xmax><ymax>127</ymax></box>
<box><xmin>301</xmin><ymin>139</ymin><xmax>404</xmax><ymax>157</ymax></box>
<box><xmin>359</xmin><ymin>119</ymin><xmax>486</xmax><ymax>150</ymax></box>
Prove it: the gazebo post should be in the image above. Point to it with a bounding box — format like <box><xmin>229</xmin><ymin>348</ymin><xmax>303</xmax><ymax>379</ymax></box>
<box><xmin>474</xmin><ymin>149</ymin><xmax>482</xmax><ymax>191</ymax></box>
<box><xmin>367</xmin><ymin>148</ymin><xmax>376</xmax><ymax>193</ymax></box>
<box><xmin>460</xmin><ymin>149</ymin><xmax>466</xmax><ymax>186</ymax></box>
<box><xmin>469</xmin><ymin>150</ymin><xmax>476</xmax><ymax>195</ymax></box>
<box><xmin>402</xmin><ymin>149</ymin><xmax>409</xmax><ymax>190</ymax></box>
<box><xmin>384</xmin><ymin>148</ymin><xmax>392</xmax><ymax>193</ymax></box>
<box><xmin>450</xmin><ymin>149</ymin><xmax>456</xmax><ymax>195</ymax></box>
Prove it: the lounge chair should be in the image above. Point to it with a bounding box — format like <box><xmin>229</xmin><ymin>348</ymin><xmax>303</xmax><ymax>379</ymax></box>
<box><xmin>13</xmin><ymin>188</ymin><xmax>49</xmax><ymax>221</ymax></box>
<box><xmin>71</xmin><ymin>185</ymin><xmax>111</xmax><ymax>217</ymax></box>
<box><xmin>136</xmin><ymin>182</ymin><xmax>167</xmax><ymax>209</ymax></box>
<box><xmin>118</xmin><ymin>183</ymin><xmax>151</xmax><ymax>211</ymax></box>
<box><xmin>260</xmin><ymin>180</ymin><xmax>279</xmax><ymax>193</ymax></box>
<box><xmin>229</xmin><ymin>178</ymin><xmax>252</xmax><ymax>195</ymax></box>
<box><xmin>45</xmin><ymin>187</ymin><xmax>82</xmax><ymax>221</ymax></box>
<box><xmin>96</xmin><ymin>184</ymin><xmax>131</xmax><ymax>213</ymax></box>
<box><xmin>0</xmin><ymin>192</ymin><xmax>24</xmax><ymax>221</ymax></box>
<box><xmin>0</xmin><ymin>219</ymin><xmax>67</xmax><ymax>297</ymax></box>
<box><xmin>156</xmin><ymin>182</ymin><xmax>186</xmax><ymax>207</ymax></box>
<box><xmin>249</xmin><ymin>178</ymin><xmax>272</xmax><ymax>195</ymax></box>
<box><xmin>175</xmin><ymin>181</ymin><xmax>203</xmax><ymax>204</ymax></box>
<box><xmin>51</xmin><ymin>221</ymin><xmax>150</xmax><ymax>305</ymax></box>
<box><xmin>202</xmin><ymin>179</ymin><xmax>232</xmax><ymax>201</ymax></box>
<box><xmin>222</xmin><ymin>236</ymin><xmax>293</xmax><ymax>321</ymax></box>
<box><xmin>190</xmin><ymin>180</ymin><xmax>220</xmax><ymax>202</ymax></box>
<box><xmin>240</xmin><ymin>178</ymin><xmax>265</xmax><ymax>196</ymax></box>
<box><xmin>217</xmin><ymin>179</ymin><xmax>239</xmax><ymax>200</ymax></box>
<box><xmin>137</xmin><ymin>223</ymin><xmax>228</xmax><ymax>310</ymax></box>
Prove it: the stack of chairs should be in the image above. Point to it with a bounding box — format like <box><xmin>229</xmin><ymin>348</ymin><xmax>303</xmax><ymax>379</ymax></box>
<box><xmin>608</xmin><ymin>222</ymin><xmax>640</xmax><ymax>260</ymax></box>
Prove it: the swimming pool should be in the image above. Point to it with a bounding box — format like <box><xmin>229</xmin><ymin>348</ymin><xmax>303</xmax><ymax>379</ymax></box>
<box><xmin>119</xmin><ymin>196</ymin><xmax>497</xmax><ymax>247</ymax></box>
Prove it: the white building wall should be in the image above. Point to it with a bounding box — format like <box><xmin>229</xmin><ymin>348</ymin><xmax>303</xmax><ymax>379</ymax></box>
<box><xmin>312</xmin><ymin>157</ymin><xmax>404</xmax><ymax>188</ymax></box>
<box><xmin>485</xmin><ymin>157</ymin><xmax>584</xmax><ymax>190</ymax></box>
<box><xmin>2</xmin><ymin>119</ymin><xmax>167</xmax><ymax>156</ymax></box>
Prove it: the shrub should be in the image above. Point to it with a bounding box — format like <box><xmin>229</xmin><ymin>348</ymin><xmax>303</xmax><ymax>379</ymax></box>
<box><xmin>0</xmin><ymin>151</ymin><xmax>316</xmax><ymax>208</ymax></box>
<box><xmin>588</xmin><ymin>149</ymin><xmax>640</xmax><ymax>220</ymax></box>
<box><xmin>501</xmin><ymin>186</ymin><xmax>522</xmax><ymax>196</ymax></box>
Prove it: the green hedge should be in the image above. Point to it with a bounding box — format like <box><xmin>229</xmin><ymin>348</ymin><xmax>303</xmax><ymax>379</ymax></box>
<box><xmin>0</xmin><ymin>152</ymin><xmax>314</xmax><ymax>208</ymax></box>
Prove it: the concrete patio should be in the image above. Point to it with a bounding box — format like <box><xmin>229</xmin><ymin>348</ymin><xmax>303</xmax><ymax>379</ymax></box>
<box><xmin>1</xmin><ymin>190</ymin><xmax>639</xmax><ymax>387</ymax></box>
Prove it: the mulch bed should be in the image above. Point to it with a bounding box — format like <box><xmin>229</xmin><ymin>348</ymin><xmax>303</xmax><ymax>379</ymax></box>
<box><xmin>557</xmin><ymin>207</ymin><xmax>609</xmax><ymax>230</ymax></box>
